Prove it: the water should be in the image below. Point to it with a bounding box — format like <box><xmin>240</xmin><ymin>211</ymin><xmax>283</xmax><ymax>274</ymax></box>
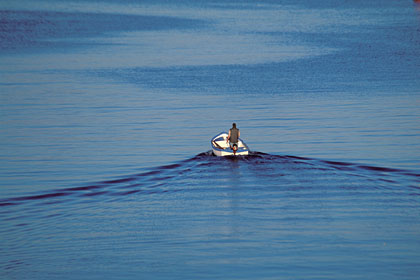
<box><xmin>1</xmin><ymin>0</ymin><xmax>420</xmax><ymax>279</ymax></box>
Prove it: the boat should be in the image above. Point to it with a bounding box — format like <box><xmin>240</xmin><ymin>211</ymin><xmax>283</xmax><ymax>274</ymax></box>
<box><xmin>211</xmin><ymin>132</ymin><xmax>250</xmax><ymax>156</ymax></box>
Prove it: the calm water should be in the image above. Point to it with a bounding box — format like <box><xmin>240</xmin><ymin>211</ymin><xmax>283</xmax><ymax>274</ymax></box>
<box><xmin>1</xmin><ymin>0</ymin><xmax>420</xmax><ymax>279</ymax></box>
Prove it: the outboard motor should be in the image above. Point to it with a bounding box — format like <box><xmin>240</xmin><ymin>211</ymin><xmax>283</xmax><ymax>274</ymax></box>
<box><xmin>232</xmin><ymin>143</ymin><xmax>238</xmax><ymax>155</ymax></box>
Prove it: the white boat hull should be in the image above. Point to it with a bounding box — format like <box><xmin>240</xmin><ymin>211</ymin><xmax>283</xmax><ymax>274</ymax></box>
<box><xmin>211</xmin><ymin>132</ymin><xmax>249</xmax><ymax>156</ymax></box>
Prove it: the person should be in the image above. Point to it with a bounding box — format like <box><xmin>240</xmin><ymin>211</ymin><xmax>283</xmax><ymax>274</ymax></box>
<box><xmin>226</xmin><ymin>123</ymin><xmax>240</xmax><ymax>153</ymax></box>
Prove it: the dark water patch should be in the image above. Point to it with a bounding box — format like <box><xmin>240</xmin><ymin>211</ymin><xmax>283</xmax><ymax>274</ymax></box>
<box><xmin>103</xmin><ymin>3</ymin><xmax>420</xmax><ymax>95</ymax></box>
<box><xmin>376</xmin><ymin>178</ymin><xmax>397</xmax><ymax>184</ymax></box>
<box><xmin>135</xmin><ymin>170</ymin><xmax>163</xmax><ymax>177</ymax></box>
<box><xmin>311</xmin><ymin>157</ymin><xmax>420</xmax><ymax>180</ymax></box>
<box><xmin>358</xmin><ymin>165</ymin><xmax>402</xmax><ymax>173</ymax></box>
<box><xmin>4</xmin><ymin>259</ymin><xmax>25</xmax><ymax>271</ymax></box>
<box><xmin>322</xmin><ymin>160</ymin><xmax>354</xmax><ymax>167</ymax></box>
<box><xmin>65</xmin><ymin>185</ymin><xmax>103</xmax><ymax>192</ymax></box>
<box><xmin>159</xmin><ymin>163</ymin><xmax>183</xmax><ymax>170</ymax></box>
<box><xmin>15</xmin><ymin>223</ymin><xmax>28</xmax><ymax>227</ymax></box>
<box><xmin>409</xmin><ymin>184</ymin><xmax>420</xmax><ymax>190</ymax></box>
<box><xmin>0</xmin><ymin>202</ymin><xmax>17</xmax><ymax>207</ymax></box>
<box><xmin>10</xmin><ymin>191</ymin><xmax>70</xmax><ymax>202</ymax></box>
<box><xmin>0</xmin><ymin>10</ymin><xmax>207</xmax><ymax>52</ymax></box>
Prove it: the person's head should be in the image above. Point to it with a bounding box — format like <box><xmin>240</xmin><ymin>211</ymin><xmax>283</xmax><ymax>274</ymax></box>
<box><xmin>232</xmin><ymin>123</ymin><xmax>236</xmax><ymax>128</ymax></box>
<box><xmin>233</xmin><ymin>143</ymin><xmax>238</xmax><ymax>151</ymax></box>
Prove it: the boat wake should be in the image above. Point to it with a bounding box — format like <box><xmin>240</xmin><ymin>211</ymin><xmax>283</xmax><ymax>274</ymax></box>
<box><xmin>1</xmin><ymin>151</ymin><xmax>418</xmax><ymax>209</ymax></box>
<box><xmin>1</xmin><ymin>151</ymin><xmax>420</xmax><ymax>280</ymax></box>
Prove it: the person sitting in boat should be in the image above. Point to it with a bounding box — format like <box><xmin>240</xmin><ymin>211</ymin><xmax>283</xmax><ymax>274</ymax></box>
<box><xmin>226</xmin><ymin>123</ymin><xmax>240</xmax><ymax>152</ymax></box>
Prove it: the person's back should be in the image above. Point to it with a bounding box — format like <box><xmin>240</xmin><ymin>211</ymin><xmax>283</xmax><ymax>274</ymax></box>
<box><xmin>227</xmin><ymin>123</ymin><xmax>240</xmax><ymax>145</ymax></box>
<box><xmin>229</xmin><ymin>127</ymin><xmax>239</xmax><ymax>144</ymax></box>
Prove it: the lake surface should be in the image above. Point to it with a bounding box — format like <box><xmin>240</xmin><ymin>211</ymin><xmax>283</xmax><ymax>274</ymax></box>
<box><xmin>1</xmin><ymin>0</ymin><xmax>420</xmax><ymax>279</ymax></box>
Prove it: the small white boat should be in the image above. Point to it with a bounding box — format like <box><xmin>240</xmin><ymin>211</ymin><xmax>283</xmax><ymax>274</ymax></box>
<box><xmin>211</xmin><ymin>132</ymin><xmax>250</xmax><ymax>156</ymax></box>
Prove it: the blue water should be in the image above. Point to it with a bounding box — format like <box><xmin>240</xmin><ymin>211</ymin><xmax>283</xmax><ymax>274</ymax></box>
<box><xmin>1</xmin><ymin>0</ymin><xmax>420</xmax><ymax>279</ymax></box>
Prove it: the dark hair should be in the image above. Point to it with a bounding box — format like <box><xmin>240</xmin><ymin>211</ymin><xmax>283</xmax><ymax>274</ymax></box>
<box><xmin>232</xmin><ymin>123</ymin><xmax>236</xmax><ymax>128</ymax></box>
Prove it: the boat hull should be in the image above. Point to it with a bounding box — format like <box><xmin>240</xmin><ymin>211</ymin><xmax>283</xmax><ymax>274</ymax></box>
<box><xmin>211</xmin><ymin>132</ymin><xmax>249</xmax><ymax>156</ymax></box>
